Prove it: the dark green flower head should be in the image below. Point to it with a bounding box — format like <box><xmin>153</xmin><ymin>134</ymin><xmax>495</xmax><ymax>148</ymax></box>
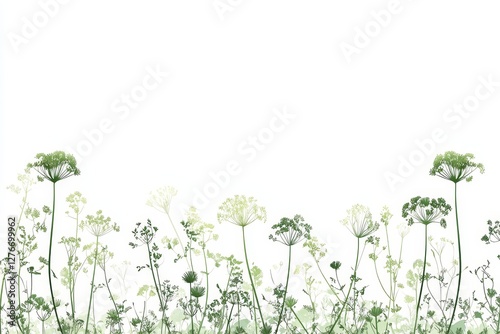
<box><xmin>330</xmin><ymin>261</ymin><xmax>342</xmax><ymax>270</ymax></box>
<box><xmin>182</xmin><ymin>270</ymin><xmax>198</xmax><ymax>284</ymax></box>
<box><xmin>402</xmin><ymin>196</ymin><xmax>451</xmax><ymax>228</ymax></box>
<box><xmin>285</xmin><ymin>296</ymin><xmax>298</xmax><ymax>308</ymax></box>
<box><xmin>269</xmin><ymin>214</ymin><xmax>312</xmax><ymax>246</ymax></box>
<box><xmin>369</xmin><ymin>305</ymin><xmax>384</xmax><ymax>317</ymax></box>
<box><xmin>429</xmin><ymin>151</ymin><xmax>484</xmax><ymax>183</ymax></box>
<box><xmin>190</xmin><ymin>285</ymin><xmax>205</xmax><ymax>298</ymax></box>
<box><xmin>27</xmin><ymin>151</ymin><xmax>80</xmax><ymax>183</ymax></box>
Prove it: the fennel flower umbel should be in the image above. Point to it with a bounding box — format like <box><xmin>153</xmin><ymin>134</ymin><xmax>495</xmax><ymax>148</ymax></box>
<box><xmin>429</xmin><ymin>151</ymin><xmax>484</xmax><ymax>183</ymax></box>
<box><xmin>269</xmin><ymin>214</ymin><xmax>312</xmax><ymax>246</ymax></box>
<box><xmin>217</xmin><ymin>195</ymin><xmax>267</xmax><ymax>227</ymax></box>
<box><xmin>341</xmin><ymin>204</ymin><xmax>379</xmax><ymax>239</ymax></box>
<box><xmin>402</xmin><ymin>196</ymin><xmax>451</xmax><ymax>228</ymax></box>
<box><xmin>28</xmin><ymin>151</ymin><xmax>80</xmax><ymax>183</ymax></box>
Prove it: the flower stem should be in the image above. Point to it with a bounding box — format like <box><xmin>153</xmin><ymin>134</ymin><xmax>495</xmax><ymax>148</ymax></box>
<box><xmin>290</xmin><ymin>307</ymin><xmax>310</xmax><ymax>334</ymax></box>
<box><xmin>447</xmin><ymin>182</ymin><xmax>462</xmax><ymax>334</ymax></box>
<box><xmin>48</xmin><ymin>182</ymin><xmax>64</xmax><ymax>333</ymax></box>
<box><xmin>274</xmin><ymin>245</ymin><xmax>292</xmax><ymax>333</ymax></box>
<box><xmin>241</xmin><ymin>226</ymin><xmax>265</xmax><ymax>328</ymax></box>
<box><xmin>85</xmin><ymin>236</ymin><xmax>99</xmax><ymax>334</ymax></box>
<box><xmin>413</xmin><ymin>224</ymin><xmax>428</xmax><ymax>334</ymax></box>
<box><xmin>196</xmin><ymin>247</ymin><xmax>209</xmax><ymax>334</ymax></box>
<box><xmin>330</xmin><ymin>237</ymin><xmax>360</xmax><ymax>333</ymax></box>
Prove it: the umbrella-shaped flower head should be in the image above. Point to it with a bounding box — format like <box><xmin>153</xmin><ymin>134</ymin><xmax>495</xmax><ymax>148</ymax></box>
<box><xmin>217</xmin><ymin>195</ymin><xmax>266</xmax><ymax>227</ymax></box>
<box><xmin>402</xmin><ymin>196</ymin><xmax>451</xmax><ymax>228</ymax></box>
<box><xmin>341</xmin><ymin>204</ymin><xmax>379</xmax><ymax>239</ymax></box>
<box><xmin>27</xmin><ymin>151</ymin><xmax>80</xmax><ymax>183</ymax></box>
<box><xmin>429</xmin><ymin>151</ymin><xmax>484</xmax><ymax>183</ymax></box>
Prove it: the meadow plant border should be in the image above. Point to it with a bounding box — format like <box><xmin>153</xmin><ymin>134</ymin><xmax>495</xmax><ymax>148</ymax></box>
<box><xmin>0</xmin><ymin>150</ymin><xmax>498</xmax><ymax>334</ymax></box>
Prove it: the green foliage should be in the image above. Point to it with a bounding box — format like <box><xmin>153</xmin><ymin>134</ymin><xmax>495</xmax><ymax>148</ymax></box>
<box><xmin>5</xmin><ymin>151</ymin><xmax>500</xmax><ymax>333</ymax></box>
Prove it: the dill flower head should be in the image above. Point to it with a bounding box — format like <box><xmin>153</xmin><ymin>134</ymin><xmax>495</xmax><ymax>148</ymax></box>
<box><xmin>341</xmin><ymin>204</ymin><xmax>379</xmax><ymax>239</ymax></box>
<box><xmin>402</xmin><ymin>196</ymin><xmax>451</xmax><ymax>228</ymax></box>
<box><xmin>27</xmin><ymin>151</ymin><xmax>80</xmax><ymax>183</ymax></box>
<box><xmin>429</xmin><ymin>151</ymin><xmax>484</xmax><ymax>183</ymax></box>
<box><xmin>146</xmin><ymin>186</ymin><xmax>178</xmax><ymax>215</ymax></box>
<box><xmin>80</xmin><ymin>210</ymin><xmax>119</xmax><ymax>237</ymax></box>
<box><xmin>269</xmin><ymin>214</ymin><xmax>312</xmax><ymax>246</ymax></box>
<box><xmin>217</xmin><ymin>195</ymin><xmax>266</xmax><ymax>227</ymax></box>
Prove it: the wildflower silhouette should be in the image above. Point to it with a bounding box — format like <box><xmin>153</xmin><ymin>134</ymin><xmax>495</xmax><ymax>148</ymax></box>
<box><xmin>80</xmin><ymin>210</ymin><xmax>119</xmax><ymax>334</ymax></box>
<box><xmin>402</xmin><ymin>196</ymin><xmax>451</xmax><ymax>334</ymax></box>
<box><xmin>330</xmin><ymin>204</ymin><xmax>379</xmax><ymax>333</ymax></box>
<box><xmin>27</xmin><ymin>151</ymin><xmax>80</xmax><ymax>333</ymax></box>
<box><xmin>217</xmin><ymin>195</ymin><xmax>268</xmax><ymax>332</ymax></box>
<box><xmin>429</xmin><ymin>151</ymin><xmax>484</xmax><ymax>334</ymax></box>
<box><xmin>269</xmin><ymin>214</ymin><xmax>311</xmax><ymax>333</ymax></box>
<box><xmin>147</xmin><ymin>186</ymin><xmax>190</xmax><ymax>268</ymax></box>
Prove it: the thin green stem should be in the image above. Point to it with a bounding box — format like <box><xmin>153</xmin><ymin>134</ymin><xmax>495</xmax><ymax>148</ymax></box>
<box><xmin>447</xmin><ymin>183</ymin><xmax>461</xmax><ymax>334</ymax></box>
<box><xmin>241</xmin><ymin>226</ymin><xmax>265</xmax><ymax>329</ymax></box>
<box><xmin>290</xmin><ymin>307</ymin><xmax>310</xmax><ymax>334</ymax></box>
<box><xmin>196</xmin><ymin>247</ymin><xmax>209</xmax><ymax>334</ymax></box>
<box><xmin>167</xmin><ymin>212</ymin><xmax>191</xmax><ymax>270</ymax></box>
<box><xmin>146</xmin><ymin>241</ymin><xmax>164</xmax><ymax>334</ymax></box>
<box><xmin>413</xmin><ymin>224</ymin><xmax>428</xmax><ymax>334</ymax></box>
<box><xmin>274</xmin><ymin>245</ymin><xmax>292</xmax><ymax>333</ymax></box>
<box><xmin>48</xmin><ymin>182</ymin><xmax>64</xmax><ymax>333</ymax></box>
<box><xmin>85</xmin><ymin>236</ymin><xmax>99</xmax><ymax>334</ymax></box>
<box><xmin>102</xmin><ymin>258</ymin><xmax>121</xmax><ymax>331</ymax></box>
<box><xmin>330</xmin><ymin>237</ymin><xmax>361</xmax><ymax>333</ymax></box>
<box><xmin>314</xmin><ymin>259</ymin><xmax>342</xmax><ymax>304</ymax></box>
<box><xmin>190</xmin><ymin>282</ymin><xmax>194</xmax><ymax>334</ymax></box>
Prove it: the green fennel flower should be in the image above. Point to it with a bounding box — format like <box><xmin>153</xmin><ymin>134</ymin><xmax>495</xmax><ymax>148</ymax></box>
<box><xmin>402</xmin><ymin>196</ymin><xmax>451</xmax><ymax>228</ymax></box>
<box><xmin>27</xmin><ymin>151</ymin><xmax>80</xmax><ymax>183</ymax></box>
<box><xmin>80</xmin><ymin>210</ymin><xmax>120</xmax><ymax>237</ymax></box>
<box><xmin>269</xmin><ymin>214</ymin><xmax>312</xmax><ymax>246</ymax></box>
<box><xmin>341</xmin><ymin>204</ymin><xmax>379</xmax><ymax>239</ymax></box>
<box><xmin>429</xmin><ymin>151</ymin><xmax>484</xmax><ymax>183</ymax></box>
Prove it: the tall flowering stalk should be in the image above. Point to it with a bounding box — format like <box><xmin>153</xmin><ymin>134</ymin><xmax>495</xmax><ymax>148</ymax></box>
<box><xmin>269</xmin><ymin>214</ymin><xmax>311</xmax><ymax>334</ymax></box>
<box><xmin>217</xmin><ymin>195</ymin><xmax>269</xmax><ymax>333</ymax></box>
<box><xmin>27</xmin><ymin>151</ymin><xmax>80</xmax><ymax>333</ymax></box>
<box><xmin>429</xmin><ymin>151</ymin><xmax>484</xmax><ymax>334</ymax></box>
<box><xmin>402</xmin><ymin>196</ymin><xmax>451</xmax><ymax>334</ymax></box>
<box><xmin>330</xmin><ymin>204</ymin><xmax>379</xmax><ymax>333</ymax></box>
<box><xmin>80</xmin><ymin>210</ymin><xmax>119</xmax><ymax>333</ymax></box>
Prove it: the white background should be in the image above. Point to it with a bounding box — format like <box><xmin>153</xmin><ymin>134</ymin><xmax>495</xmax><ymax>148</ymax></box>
<box><xmin>1</xmin><ymin>0</ymin><xmax>500</xmax><ymax>321</ymax></box>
